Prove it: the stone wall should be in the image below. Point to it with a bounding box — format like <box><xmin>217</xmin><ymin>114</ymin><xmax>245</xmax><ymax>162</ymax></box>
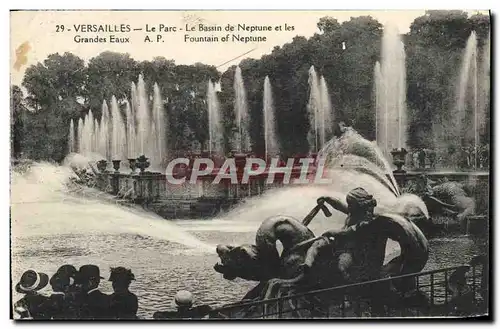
<box><xmin>95</xmin><ymin>171</ymin><xmax>489</xmax><ymax>220</ymax></box>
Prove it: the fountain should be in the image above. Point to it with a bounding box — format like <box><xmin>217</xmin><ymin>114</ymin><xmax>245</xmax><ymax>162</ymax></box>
<box><xmin>375</xmin><ymin>24</ymin><xmax>407</xmax><ymax>160</ymax></box>
<box><xmin>307</xmin><ymin>66</ymin><xmax>321</xmax><ymax>153</ymax></box>
<box><xmin>78</xmin><ymin>110</ymin><xmax>96</xmax><ymax>156</ymax></box>
<box><xmin>136</xmin><ymin>75</ymin><xmax>150</xmax><ymax>158</ymax></box>
<box><xmin>99</xmin><ymin>101</ymin><xmax>110</xmax><ymax>159</ymax></box>
<box><xmin>319</xmin><ymin>75</ymin><xmax>333</xmax><ymax>146</ymax></box>
<box><xmin>233</xmin><ymin>67</ymin><xmax>250</xmax><ymax>153</ymax></box>
<box><xmin>77</xmin><ymin>118</ymin><xmax>83</xmax><ymax>153</ymax></box>
<box><xmin>152</xmin><ymin>83</ymin><xmax>167</xmax><ymax>168</ymax></box>
<box><xmin>110</xmin><ymin>96</ymin><xmax>126</xmax><ymax>165</ymax></box>
<box><xmin>94</xmin><ymin>118</ymin><xmax>99</xmax><ymax>155</ymax></box>
<box><xmin>374</xmin><ymin>62</ymin><xmax>382</xmax><ymax>145</ymax></box>
<box><xmin>68</xmin><ymin>119</ymin><xmax>75</xmax><ymax>153</ymax></box>
<box><xmin>124</xmin><ymin>100</ymin><xmax>136</xmax><ymax>159</ymax></box>
<box><xmin>478</xmin><ymin>33</ymin><xmax>491</xmax><ymax>134</ymax></box>
<box><xmin>307</xmin><ymin>66</ymin><xmax>333</xmax><ymax>153</ymax></box>
<box><xmin>70</xmin><ymin>75</ymin><xmax>169</xmax><ymax>171</ymax></box>
<box><xmin>207</xmin><ymin>80</ymin><xmax>223</xmax><ymax>155</ymax></box>
<box><xmin>132</xmin><ymin>77</ymin><xmax>168</xmax><ymax>170</ymax></box>
<box><xmin>318</xmin><ymin>128</ymin><xmax>402</xmax><ymax>197</ymax></box>
<box><xmin>263</xmin><ymin>76</ymin><xmax>279</xmax><ymax>158</ymax></box>
<box><xmin>453</xmin><ymin>31</ymin><xmax>490</xmax><ymax>169</ymax></box>
<box><xmin>79</xmin><ymin>113</ymin><xmax>87</xmax><ymax>155</ymax></box>
<box><xmin>150</xmin><ymin>121</ymin><xmax>158</xmax><ymax>168</ymax></box>
<box><xmin>87</xmin><ymin>110</ymin><xmax>95</xmax><ymax>154</ymax></box>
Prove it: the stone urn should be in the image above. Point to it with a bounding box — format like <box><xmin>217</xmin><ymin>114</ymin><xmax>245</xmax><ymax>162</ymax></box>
<box><xmin>112</xmin><ymin>160</ymin><xmax>121</xmax><ymax>174</ymax></box>
<box><xmin>391</xmin><ymin>148</ymin><xmax>408</xmax><ymax>173</ymax></box>
<box><xmin>136</xmin><ymin>155</ymin><xmax>150</xmax><ymax>174</ymax></box>
<box><xmin>128</xmin><ymin>158</ymin><xmax>137</xmax><ymax>174</ymax></box>
<box><xmin>96</xmin><ymin>160</ymin><xmax>108</xmax><ymax>173</ymax></box>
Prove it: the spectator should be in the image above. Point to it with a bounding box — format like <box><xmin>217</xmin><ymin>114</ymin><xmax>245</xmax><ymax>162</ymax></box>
<box><xmin>108</xmin><ymin>267</ymin><xmax>138</xmax><ymax>319</ymax></box>
<box><xmin>412</xmin><ymin>150</ymin><xmax>419</xmax><ymax>168</ymax></box>
<box><xmin>43</xmin><ymin>265</ymin><xmax>79</xmax><ymax>319</ymax></box>
<box><xmin>13</xmin><ymin>270</ymin><xmax>51</xmax><ymax>319</ymax></box>
<box><xmin>153</xmin><ymin>290</ymin><xmax>212</xmax><ymax>319</ymax></box>
<box><xmin>77</xmin><ymin>265</ymin><xmax>110</xmax><ymax>319</ymax></box>
<box><xmin>418</xmin><ymin>149</ymin><xmax>426</xmax><ymax>169</ymax></box>
<box><xmin>428</xmin><ymin>150</ymin><xmax>436</xmax><ymax>169</ymax></box>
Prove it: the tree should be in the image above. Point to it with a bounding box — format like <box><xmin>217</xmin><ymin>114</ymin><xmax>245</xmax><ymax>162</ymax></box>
<box><xmin>317</xmin><ymin>17</ymin><xmax>341</xmax><ymax>34</ymax></box>
<box><xmin>11</xmin><ymin>86</ymin><xmax>26</xmax><ymax>158</ymax></box>
<box><xmin>12</xmin><ymin>12</ymin><xmax>491</xmax><ymax>164</ymax></box>
<box><xmin>22</xmin><ymin>52</ymin><xmax>86</xmax><ymax>112</ymax></box>
<box><xmin>86</xmin><ymin>51</ymin><xmax>139</xmax><ymax>112</ymax></box>
<box><xmin>405</xmin><ymin>11</ymin><xmax>490</xmax><ymax>150</ymax></box>
<box><xmin>138</xmin><ymin>57</ymin><xmax>176</xmax><ymax>96</ymax></box>
<box><xmin>21</xmin><ymin>52</ymin><xmax>86</xmax><ymax>161</ymax></box>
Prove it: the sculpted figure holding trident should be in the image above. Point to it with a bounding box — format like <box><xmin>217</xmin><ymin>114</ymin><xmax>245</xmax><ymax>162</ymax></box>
<box><xmin>214</xmin><ymin>187</ymin><xmax>429</xmax><ymax>303</ymax></box>
<box><xmin>319</xmin><ymin>188</ymin><xmax>429</xmax><ymax>282</ymax></box>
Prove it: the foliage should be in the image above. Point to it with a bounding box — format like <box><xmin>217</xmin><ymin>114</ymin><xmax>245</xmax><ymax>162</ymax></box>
<box><xmin>12</xmin><ymin>11</ymin><xmax>491</xmax><ymax>163</ymax></box>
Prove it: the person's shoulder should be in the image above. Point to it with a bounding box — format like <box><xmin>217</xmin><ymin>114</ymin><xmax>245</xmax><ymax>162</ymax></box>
<box><xmin>89</xmin><ymin>289</ymin><xmax>109</xmax><ymax>300</ymax></box>
<box><xmin>14</xmin><ymin>296</ymin><xmax>28</xmax><ymax>306</ymax></box>
<box><xmin>188</xmin><ymin>305</ymin><xmax>212</xmax><ymax>317</ymax></box>
<box><xmin>99</xmin><ymin>290</ymin><xmax>109</xmax><ymax>296</ymax></box>
<box><xmin>193</xmin><ymin>304</ymin><xmax>212</xmax><ymax>312</ymax></box>
<box><xmin>125</xmin><ymin>291</ymin><xmax>138</xmax><ymax>303</ymax></box>
<box><xmin>29</xmin><ymin>293</ymin><xmax>50</xmax><ymax>302</ymax></box>
<box><xmin>110</xmin><ymin>291</ymin><xmax>138</xmax><ymax>304</ymax></box>
<box><xmin>48</xmin><ymin>293</ymin><xmax>65</xmax><ymax>303</ymax></box>
<box><xmin>112</xmin><ymin>291</ymin><xmax>137</xmax><ymax>298</ymax></box>
<box><xmin>152</xmin><ymin>310</ymin><xmax>179</xmax><ymax>319</ymax></box>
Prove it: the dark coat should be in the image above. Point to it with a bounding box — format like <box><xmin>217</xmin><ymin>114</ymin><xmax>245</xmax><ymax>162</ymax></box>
<box><xmin>79</xmin><ymin>289</ymin><xmax>111</xmax><ymax>319</ymax></box>
<box><xmin>14</xmin><ymin>293</ymin><xmax>51</xmax><ymax>319</ymax></box>
<box><xmin>109</xmin><ymin>291</ymin><xmax>138</xmax><ymax>319</ymax></box>
<box><xmin>42</xmin><ymin>293</ymin><xmax>66</xmax><ymax>319</ymax></box>
<box><xmin>41</xmin><ymin>291</ymin><xmax>81</xmax><ymax>319</ymax></box>
<box><xmin>153</xmin><ymin>305</ymin><xmax>212</xmax><ymax>319</ymax></box>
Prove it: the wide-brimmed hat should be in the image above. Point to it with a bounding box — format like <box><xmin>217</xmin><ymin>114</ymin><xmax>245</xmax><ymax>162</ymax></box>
<box><xmin>50</xmin><ymin>264</ymin><xmax>78</xmax><ymax>288</ymax></box>
<box><xmin>108</xmin><ymin>267</ymin><xmax>135</xmax><ymax>282</ymax></box>
<box><xmin>56</xmin><ymin>264</ymin><xmax>77</xmax><ymax>276</ymax></box>
<box><xmin>15</xmin><ymin>270</ymin><xmax>49</xmax><ymax>294</ymax></box>
<box><xmin>78</xmin><ymin>265</ymin><xmax>104</xmax><ymax>282</ymax></box>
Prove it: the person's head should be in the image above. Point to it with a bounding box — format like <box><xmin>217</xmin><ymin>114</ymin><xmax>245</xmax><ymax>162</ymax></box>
<box><xmin>78</xmin><ymin>265</ymin><xmax>104</xmax><ymax>292</ymax></box>
<box><xmin>174</xmin><ymin>290</ymin><xmax>193</xmax><ymax>311</ymax></box>
<box><xmin>346</xmin><ymin>188</ymin><xmax>377</xmax><ymax>223</ymax></box>
<box><xmin>15</xmin><ymin>270</ymin><xmax>49</xmax><ymax>295</ymax></box>
<box><xmin>108</xmin><ymin>267</ymin><xmax>135</xmax><ymax>293</ymax></box>
<box><xmin>50</xmin><ymin>265</ymin><xmax>77</xmax><ymax>293</ymax></box>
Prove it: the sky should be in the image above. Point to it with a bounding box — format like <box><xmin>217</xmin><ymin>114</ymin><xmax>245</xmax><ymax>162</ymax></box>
<box><xmin>10</xmin><ymin>10</ymin><xmax>488</xmax><ymax>87</ymax></box>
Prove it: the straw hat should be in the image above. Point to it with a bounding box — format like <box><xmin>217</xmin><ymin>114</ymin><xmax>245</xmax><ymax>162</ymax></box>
<box><xmin>15</xmin><ymin>270</ymin><xmax>49</xmax><ymax>294</ymax></box>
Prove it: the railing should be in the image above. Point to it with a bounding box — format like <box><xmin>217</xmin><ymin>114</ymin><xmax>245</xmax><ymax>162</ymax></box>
<box><xmin>208</xmin><ymin>257</ymin><xmax>487</xmax><ymax>319</ymax></box>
